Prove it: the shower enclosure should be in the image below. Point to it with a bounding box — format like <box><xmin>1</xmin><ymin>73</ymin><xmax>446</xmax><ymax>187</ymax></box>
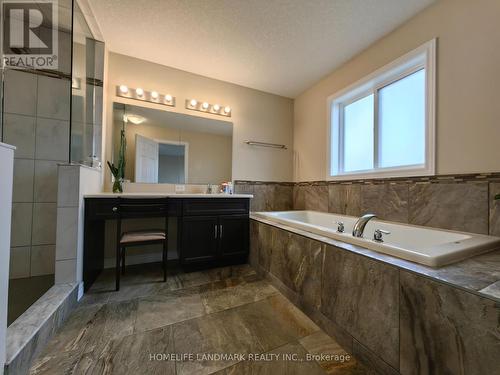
<box><xmin>0</xmin><ymin>0</ymin><xmax>104</xmax><ymax>325</ymax></box>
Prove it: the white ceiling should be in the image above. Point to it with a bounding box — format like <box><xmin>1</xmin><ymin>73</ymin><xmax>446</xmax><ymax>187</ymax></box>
<box><xmin>89</xmin><ymin>0</ymin><xmax>434</xmax><ymax>98</ymax></box>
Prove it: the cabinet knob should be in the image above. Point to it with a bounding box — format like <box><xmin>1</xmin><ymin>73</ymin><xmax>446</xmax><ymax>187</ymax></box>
<box><xmin>112</xmin><ymin>207</ymin><xmax>118</xmax><ymax>212</ymax></box>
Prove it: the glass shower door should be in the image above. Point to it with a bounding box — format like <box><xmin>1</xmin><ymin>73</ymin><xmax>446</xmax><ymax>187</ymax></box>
<box><xmin>71</xmin><ymin>3</ymin><xmax>104</xmax><ymax>167</ymax></box>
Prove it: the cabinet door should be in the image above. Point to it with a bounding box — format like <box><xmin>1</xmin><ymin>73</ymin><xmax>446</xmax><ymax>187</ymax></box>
<box><xmin>181</xmin><ymin>216</ymin><xmax>219</xmax><ymax>263</ymax></box>
<box><xmin>219</xmin><ymin>215</ymin><xmax>249</xmax><ymax>258</ymax></box>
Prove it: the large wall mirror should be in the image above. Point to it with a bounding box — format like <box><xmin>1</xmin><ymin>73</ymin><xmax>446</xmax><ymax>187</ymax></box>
<box><xmin>113</xmin><ymin>103</ymin><xmax>233</xmax><ymax>184</ymax></box>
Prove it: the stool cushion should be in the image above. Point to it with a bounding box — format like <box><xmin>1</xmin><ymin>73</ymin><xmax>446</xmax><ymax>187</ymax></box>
<box><xmin>120</xmin><ymin>230</ymin><xmax>166</xmax><ymax>244</ymax></box>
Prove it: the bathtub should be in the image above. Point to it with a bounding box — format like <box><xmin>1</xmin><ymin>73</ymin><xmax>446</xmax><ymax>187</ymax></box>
<box><xmin>252</xmin><ymin>210</ymin><xmax>500</xmax><ymax>267</ymax></box>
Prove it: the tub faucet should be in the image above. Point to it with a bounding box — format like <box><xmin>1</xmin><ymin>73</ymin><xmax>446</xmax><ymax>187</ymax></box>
<box><xmin>352</xmin><ymin>214</ymin><xmax>377</xmax><ymax>237</ymax></box>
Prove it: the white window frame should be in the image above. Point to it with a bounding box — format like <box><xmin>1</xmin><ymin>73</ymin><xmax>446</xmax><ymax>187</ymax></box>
<box><xmin>327</xmin><ymin>39</ymin><xmax>436</xmax><ymax>180</ymax></box>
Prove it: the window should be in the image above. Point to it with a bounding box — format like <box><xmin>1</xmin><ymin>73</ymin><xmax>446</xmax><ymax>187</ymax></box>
<box><xmin>328</xmin><ymin>40</ymin><xmax>435</xmax><ymax>179</ymax></box>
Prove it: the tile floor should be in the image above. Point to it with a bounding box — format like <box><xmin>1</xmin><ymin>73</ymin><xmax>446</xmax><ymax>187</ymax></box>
<box><xmin>29</xmin><ymin>263</ymin><xmax>371</xmax><ymax>374</ymax></box>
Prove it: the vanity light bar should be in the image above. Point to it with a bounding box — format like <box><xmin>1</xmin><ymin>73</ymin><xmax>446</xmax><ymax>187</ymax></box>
<box><xmin>116</xmin><ymin>85</ymin><xmax>176</xmax><ymax>107</ymax></box>
<box><xmin>185</xmin><ymin>99</ymin><xmax>232</xmax><ymax>117</ymax></box>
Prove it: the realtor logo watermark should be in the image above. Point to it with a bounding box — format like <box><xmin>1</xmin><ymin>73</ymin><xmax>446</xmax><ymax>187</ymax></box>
<box><xmin>1</xmin><ymin>0</ymin><xmax>58</xmax><ymax>69</ymax></box>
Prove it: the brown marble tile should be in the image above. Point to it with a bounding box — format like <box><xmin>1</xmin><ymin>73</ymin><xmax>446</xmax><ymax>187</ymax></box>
<box><xmin>269</xmin><ymin>231</ymin><xmax>324</xmax><ymax>309</ymax></box>
<box><xmin>200</xmin><ymin>276</ymin><xmax>278</xmax><ymax>314</ymax></box>
<box><xmin>135</xmin><ymin>288</ymin><xmax>206</xmax><ymax>332</ymax></box>
<box><xmin>173</xmin><ymin>294</ymin><xmax>318</xmax><ymax>375</ymax></box>
<box><xmin>489</xmin><ymin>182</ymin><xmax>500</xmax><ymax>236</ymax></box>
<box><xmin>30</xmin><ymin>349</ymin><xmax>82</xmax><ymax>375</ymax></box>
<box><xmin>83</xmin><ymin>263</ymin><xmax>165</xmax><ymax>304</ymax></box>
<box><xmin>32</xmin><ymin>299</ymin><xmax>138</xmax><ymax>375</ymax></box>
<box><xmin>320</xmin><ymin>245</ymin><xmax>399</xmax><ymax>368</ymax></box>
<box><xmin>249</xmin><ymin>220</ymin><xmax>260</xmax><ymax>269</ymax></box>
<box><xmin>83</xmin><ymin>326</ymin><xmax>176</xmax><ymax>375</ymax></box>
<box><xmin>409</xmin><ymin>182</ymin><xmax>488</xmax><ymax>234</ymax></box>
<box><xmin>293</xmin><ymin>185</ymin><xmax>306</xmax><ymax>210</ymax></box>
<box><xmin>205</xmin><ymin>264</ymin><xmax>257</xmax><ymax>281</ymax></box>
<box><xmin>61</xmin><ymin>299</ymin><xmax>139</xmax><ymax>373</ymax></box>
<box><xmin>252</xmin><ymin>184</ymin><xmax>276</xmax><ymax>211</ymax></box>
<box><xmin>163</xmin><ymin>264</ymin><xmax>258</xmax><ymax>293</ymax></box>
<box><xmin>165</xmin><ymin>269</ymin><xmax>215</xmax><ymax>291</ymax></box>
<box><xmin>215</xmin><ymin>342</ymin><xmax>326</xmax><ymax>375</ymax></box>
<box><xmin>253</xmin><ymin>215</ymin><xmax>500</xmax><ymax>295</ymax></box>
<box><xmin>274</xmin><ymin>185</ymin><xmax>294</xmax><ymax>211</ymax></box>
<box><xmin>234</xmin><ymin>183</ymin><xmax>254</xmax><ymax>195</ymax></box>
<box><xmin>258</xmin><ymin>223</ymin><xmax>274</xmax><ymax>272</ymax></box>
<box><xmin>36</xmin><ymin>304</ymin><xmax>102</xmax><ymax>356</ymax></box>
<box><xmin>352</xmin><ymin>340</ymin><xmax>398</xmax><ymax>375</ymax></box>
<box><xmin>400</xmin><ymin>271</ymin><xmax>500</xmax><ymax>375</ymax></box>
<box><xmin>244</xmin><ymin>294</ymin><xmax>319</xmax><ymax>347</ymax></box>
<box><xmin>407</xmin><ymin>250</ymin><xmax>500</xmax><ymax>292</ymax></box>
<box><xmin>300</xmin><ymin>332</ymin><xmax>371</xmax><ymax>374</ymax></box>
<box><xmin>304</xmin><ymin>185</ymin><xmax>329</xmax><ymax>212</ymax></box>
<box><xmin>479</xmin><ymin>280</ymin><xmax>500</xmax><ymax>300</ymax></box>
<box><xmin>361</xmin><ymin>183</ymin><xmax>409</xmax><ymax>223</ymax></box>
<box><xmin>328</xmin><ymin>184</ymin><xmax>362</xmax><ymax>216</ymax></box>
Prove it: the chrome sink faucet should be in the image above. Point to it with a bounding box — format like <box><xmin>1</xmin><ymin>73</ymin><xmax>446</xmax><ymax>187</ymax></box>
<box><xmin>352</xmin><ymin>214</ymin><xmax>377</xmax><ymax>237</ymax></box>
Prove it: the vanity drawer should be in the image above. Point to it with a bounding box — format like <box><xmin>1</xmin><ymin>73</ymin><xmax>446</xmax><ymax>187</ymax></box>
<box><xmin>85</xmin><ymin>198</ymin><xmax>120</xmax><ymax>220</ymax></box>
<box><xmin>118</xmin><ymin>198</ymin><xmax>168</xmax><ymax>218</ymax></box>
<box><xmin>182</xmin><ymin>198</ymin><xmax>249</xmax><ymax>216</ymax></box>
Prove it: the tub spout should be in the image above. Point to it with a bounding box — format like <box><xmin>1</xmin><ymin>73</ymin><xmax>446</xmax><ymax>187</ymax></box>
<box><xmin>352</xmin><ymin>214</ymin><xmax>377</xmax><ymax>237</ymax></box>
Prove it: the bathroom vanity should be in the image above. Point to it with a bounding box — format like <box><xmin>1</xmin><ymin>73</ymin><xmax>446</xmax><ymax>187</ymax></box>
<box><xmin>83</xmin><ymin>194</ymin><xmax>252</xmax><ymax>291</ymax></box>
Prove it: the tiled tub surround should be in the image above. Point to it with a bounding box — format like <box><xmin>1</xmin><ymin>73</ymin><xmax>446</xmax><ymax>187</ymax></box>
<box><xmin>236</xmin><ymin>173</ymin><xmax>500</xmax><ymax>236</ymax></box>
<box><xmin>250</xmin><ymin>217</ymin><xmax>500</xmax><ymax>374</ymax></box>
<box><xmin>253</xmin><ymin>211</ymin><xmax>500</xmax><ymax>267</ymax></box>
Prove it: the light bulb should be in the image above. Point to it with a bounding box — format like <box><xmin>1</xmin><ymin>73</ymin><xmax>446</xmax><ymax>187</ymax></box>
<box><xmin>202</xmin><ymin>102</ymin><xmax>209</xmax><ymax>110</ymax></box>
<box><xmin>119</xmin><ymin>85</ymin><xmax>128</xmax><ymax>94</ymax></box>
<box><xmin>213</xmin><ymin>104</ymin><xmax>220</xmax><ymax>112</ymax></box>
<box><xmin>190</xmin><ymin>99</ymin><xmax>198</xmax><ymax>107</ymax></box>
<box><xmin>151</xmin><ymin>91</ymin><xmax>159</xmax><ymax>99</ymax></box>
<box><xmin>136</xmin><ymin>88</ymin><xmax>144</xmax><ymax>97</ymax></box>
<box><xmin>224</xmin><ymin>106</ymin><xmax>231</xmax><ymax>114</ymax></box>
<box><xmin>165</xmin><ymin>94</ymin><xmax>172</xmax><ymax>102</ymax></box>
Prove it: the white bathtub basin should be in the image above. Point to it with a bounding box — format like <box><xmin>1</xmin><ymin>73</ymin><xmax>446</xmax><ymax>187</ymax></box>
<box><xmin>253</xmin><ymin>210</ymin><xmax>500</xmax><ymax>267</ymax></box>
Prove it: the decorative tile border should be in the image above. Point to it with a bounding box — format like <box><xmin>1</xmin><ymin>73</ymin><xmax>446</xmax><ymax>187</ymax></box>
<box><xmin>236</xmin><ymin>171</ymin><xmax>500</xmax><ymax>187</ymax></box>
<box><xmin>235</xmin><ymin>173</ymin><xmax>500</xmax><ymax>236</ymax></box>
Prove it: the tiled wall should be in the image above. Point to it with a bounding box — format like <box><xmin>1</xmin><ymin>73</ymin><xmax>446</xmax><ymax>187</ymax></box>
<box><xmin>1</xmin><ymin>0</ymin><xmax>73</xmax><ymax>280</ymax></box>
<box><xmin>3</xmin><ymin>70</ymin><xmax>71</xmax><ymax>279</ymax></box>
<box><xmin>250</xmin><ymin>220</ymin><xmax>500</xmax><ymax>374</ymax></box>
<box><xmin>236</xmin><ymin>174</ymin><xmax>500</xmax><ymax>236</ymax></box>
<box><xmin>234</xmin><ymin>182</ymin><xmax>294</xmax><ymax>212</ymax></box>
<box><xmin>55</xmin><ymin>165</ymin><xmax>101</xmax><ymax>287</ymax></box>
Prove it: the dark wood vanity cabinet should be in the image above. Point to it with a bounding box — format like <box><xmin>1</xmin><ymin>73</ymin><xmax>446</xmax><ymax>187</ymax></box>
<box><xmin>83</xmin><ymin>196</ymin><xmax>250</xmax><ymax>290</ymax></box>
<box><xmin>181</xmin><ymin>216</ymin><xmax>219</xmax><ymax>263</ymax></box>
<box><xmin>179</xmin><ymin>198</ymin><xmax>250</xmax><ymax>265</ymax></box>
<box><xmin>181</xmin><ymin>214</ymin><xmax>249</xmax><ymax>264</ymax></box>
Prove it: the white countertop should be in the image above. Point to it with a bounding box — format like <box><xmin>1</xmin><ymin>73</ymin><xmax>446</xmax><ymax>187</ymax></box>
<box><xmin>84</xmin><ymin>193</ymin><xmax>253</xmax><ymax>198</ymax></box>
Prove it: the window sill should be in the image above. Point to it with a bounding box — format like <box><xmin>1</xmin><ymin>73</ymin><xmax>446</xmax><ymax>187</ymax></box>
<box><xmin>327</xmin><ymin>165</ymin><xmax>434</xmax><ymax>181</ymax></box>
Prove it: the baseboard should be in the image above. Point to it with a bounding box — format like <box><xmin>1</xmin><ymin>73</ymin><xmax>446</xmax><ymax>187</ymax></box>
<box><xmin>103</xmin><ymin>253</ymin><xmax>179</xmax><ymax>269</ymax></box>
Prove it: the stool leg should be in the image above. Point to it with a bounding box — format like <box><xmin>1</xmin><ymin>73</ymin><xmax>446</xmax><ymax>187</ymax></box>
<box><xmin>116</xmin><ymin>244</ymin><xmax>121</xmax><ymax>291</ymax></box>
<box><xmin>162</xmin><ymin>240</ymin><xmax>167</xmax><ymax>282</ymax></box>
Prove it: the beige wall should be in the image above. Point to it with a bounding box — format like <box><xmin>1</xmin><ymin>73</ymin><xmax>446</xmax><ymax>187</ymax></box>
<box><xmin>104</xmin><ymin>52</ymin><xmax>293</xmax><ymax>190</ymax></box>
<box><xmin>124</xmin><ymin>122</ymin><xmax>232</xmax><ymax>184</ymax></box>
<box><xmin>293</xmin><ymin>0</ymin><xmax>500</xmax><ymax>182</ymax></box>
